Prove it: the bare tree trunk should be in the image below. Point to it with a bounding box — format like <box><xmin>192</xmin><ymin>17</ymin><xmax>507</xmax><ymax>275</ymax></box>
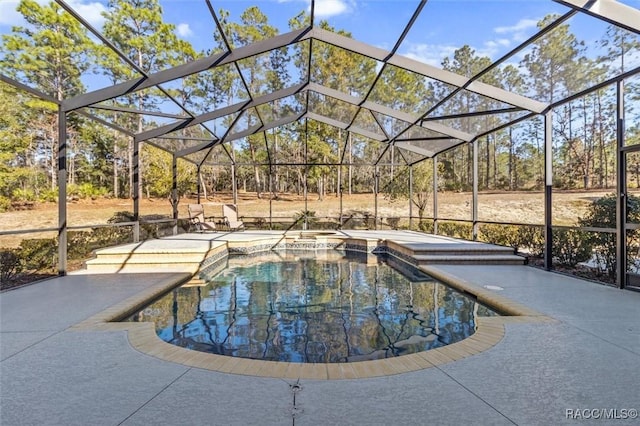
<box><xmin>50</xmin><ymin>115</ymin><xmax>58</xmax><ymax>192</ymax></box>
<box><xmin>467</xmin><ymin>143</ymin><xmax>472</xmax><ymax>189</ymax></box>
<box><xmin>273</xmin><ymin>130</ymin><xmax>279</xmax><ymax>198</ymax></box>
<box><xmin>296</xmin><ymin>168</ymin><xmax>303</xmax><ymax>195</ymax></box>
<box><xmin>68</xmin><ymin>135</ymin><xmax>76</xmax><ymax>186</ymax></box>
<box><xmin>485</xmin><ymin>136</ymin><xmax>490</xmax><ymax>189</ymax></box>
<box><xmin>508</xmin><ymin>127</ymin><xmax>515</xmax><ymax>190</ymax></box>
<box><xmin>596</xmin><ymin>91</ymin><xmax>607</xmax><ymax>188</ymax></box>
<box><xmin>250</xmin><ymin>144</ymin><xmax>261</xmax><ymax>198</ymax></box>
<box><xmin>581</xmin><ymin>97</ymin><xmax>589</xmax><ymax>190</ymax></box>
<box><xmin>128</xmin><ymin>139</ymin><xmax>133</xmax><ymax>198</ymax></box>
<box><xmin>348</xmin><ymin>133</ymin><xmax>352</xmax><ymax>195</ymax></box>
<box><xmin>137</xmin><ymin>106</ymin><xmax>144</xmax><ymax>200</ymax></box>
<box><xmin>199</xmin><ymin>172</ymin><xmax>208</xmax><ymax>200</ymax></box>
<box><xmin>113</xmin><ymin>132</ymin><xmax>119</xmax><ymax>197</ymax></box>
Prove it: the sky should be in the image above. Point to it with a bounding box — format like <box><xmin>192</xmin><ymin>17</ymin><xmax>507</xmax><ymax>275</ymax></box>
<box><xmin>2</xmin><ymin>0</ymin><xmax>638</xmax><ymax>67</ymax></box>
<box><xmin>1</xmin><ymin>0</ymin><xmax>639</xmax><ymax>99</ymax></box>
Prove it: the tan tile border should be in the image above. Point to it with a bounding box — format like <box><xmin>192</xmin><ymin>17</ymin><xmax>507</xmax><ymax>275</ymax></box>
<box><xmin>419</xmin><ymin>266</ymin><xmax>550</xmax><ymax>318</ymax></box>
<box><xmin>70</xmin><ymin>238</ymin><xmax>554</xmax><ymax>380</ymax></box>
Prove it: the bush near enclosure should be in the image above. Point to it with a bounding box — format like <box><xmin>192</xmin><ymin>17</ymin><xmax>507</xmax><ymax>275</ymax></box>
<box><xmin>0</xmin><ymin>249</ymin><xmax>22</xmax><ymax>283</ymax></box>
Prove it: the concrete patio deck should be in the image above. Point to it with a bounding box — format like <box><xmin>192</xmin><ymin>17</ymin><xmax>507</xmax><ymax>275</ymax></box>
<box><xmin>1</xmin><ymin>231</ymin><xmax>639</xmax><ymax>425</ymax></box>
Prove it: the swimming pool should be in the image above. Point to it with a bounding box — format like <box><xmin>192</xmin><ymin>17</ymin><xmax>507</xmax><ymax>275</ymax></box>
<box><xmin>127</xmin><ymin>251</ymin><xmax>498</xmax><ymax>363</ymax></box>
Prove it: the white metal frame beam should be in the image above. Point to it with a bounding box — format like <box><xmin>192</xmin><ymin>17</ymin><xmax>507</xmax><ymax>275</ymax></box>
<box><xmin>555</xmin><ymin>0</ymin><xmax>640</xmax><ymax>35</ymax></box>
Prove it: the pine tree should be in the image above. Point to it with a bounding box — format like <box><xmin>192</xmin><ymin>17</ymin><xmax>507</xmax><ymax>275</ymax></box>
<box><xmin>1</xmin><ymin>0</ymin><xmax>94</xmax><ymax>191</ymax></box>
<box><xmin>101</xmin><ymin>0</ymin><xmax>184</xmax><ymax>198</ymax></box>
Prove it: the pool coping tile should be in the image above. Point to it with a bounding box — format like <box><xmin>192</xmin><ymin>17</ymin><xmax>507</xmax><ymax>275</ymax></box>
<box><xmin>67</xmin><ymin>238</ymin><xmax>552</xmax><ymax>380</ymax></box>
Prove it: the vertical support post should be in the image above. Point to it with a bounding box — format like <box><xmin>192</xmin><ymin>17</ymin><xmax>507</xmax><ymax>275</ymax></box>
<box><xmin>409</xmin><ymin>165</ymin><xmax>413</xmax><ymax>229</ymax></box>
<box><xmin>374</xmin><ymin>166</ymin><xmax>379</xmax><ymax>230</ymax></box>
<box><xmin>616</xmin><ymin>80</ymin><xmax>626</xmax><ymax>289</ymax></box>
<box><xmin>269</xmin><ymin>172</ymin><xmax>273</xmax><ymax>230</ymax></box>
<box><xmin>196</xmin><ymin>164</ymin><xmax>201</xmax><ymax>204</ymax></box>
<box><xmin>133</xmin><ymin>136</ymin><xmax>140</xmax><ymax>243</ymax></box>
<box><xmin>57</xmin><ymin>108</ymin><xmax>67</xmax><ymax>276</ymax></box>
<box><xmin>544</xmin><ymin>112</ymin><xmax>553</xmax><ymax>270</ymax></box>
<box><xmin>232</xmin><ymin>164</ymin><xmax>238</xmax><ymax>205</ymax></box>
<box><xmin>171</xmin><ymin>155</ymin><xmax>178</xmax><ymax>235</ymax></box>
<box><xmin>338</xmin><ymin>165</ymin><xmax>343</xmax><ymax>228</ymax></box>
<box><xmin>303</xmin><ymin>172</ymin><xmax>308</xmax><ymax>230</ymax></box>
<box><xmin>472</xmin><ymin>139</ymin><xmax>479</xmax><ymax>241</ymax></box>
<box><xmin>304</xmin><ymin>119</ymin><xmax>308</xmax><ymax>230</ymax></box>
<box><xmin>433</xmin><ymin>155</ymin><xmax>438</xmax><ymax>234</ymax></box>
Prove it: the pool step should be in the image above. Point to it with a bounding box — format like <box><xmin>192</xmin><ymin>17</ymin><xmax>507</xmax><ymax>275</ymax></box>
<box><xmin>85</xmin><ymin>251</ymin><xmax>211</xmax><ymax>264</ymax></box>
<box><xmin>386</xmin><ymin>240</ymin><xmax>525</xmax><ymax>265</ymax></box>
<box><xmin>413</xmin><ymin>254</ymin><xmax>525</xmax><ymax>265</ymax></box>
<box><xmin>404</xmin><ymin>243</ymin><xmax>515</xmax><ymax>256</ymax></box>
<box><xmin>83</xmin><ymin>239</ymin><xmax>227</xmax><ymax>274</ymax></box>
<box><xmin>182</xmin><ymin>277</ymin><xmax>208</xmax><ymax>287</ymax></box>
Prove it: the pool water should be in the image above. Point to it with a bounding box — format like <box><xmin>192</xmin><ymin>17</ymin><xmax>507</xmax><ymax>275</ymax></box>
<box><xmin>127</xmin><ymin>251</ymin><xmax>498</xmax><ymax>363</ymax></box>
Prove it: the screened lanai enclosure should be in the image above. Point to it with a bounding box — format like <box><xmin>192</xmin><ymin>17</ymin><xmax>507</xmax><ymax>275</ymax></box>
<box><xmin>1</xmin><ymin>0</ymin><xmax>640</xmax><ymax>289</ymax></box>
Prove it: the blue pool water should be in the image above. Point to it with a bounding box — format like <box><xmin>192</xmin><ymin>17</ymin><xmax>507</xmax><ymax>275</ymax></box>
<box><xmin>127</xmin><ymin>251</ymin><xmax>498</xmax><ymax>363</ymax></box>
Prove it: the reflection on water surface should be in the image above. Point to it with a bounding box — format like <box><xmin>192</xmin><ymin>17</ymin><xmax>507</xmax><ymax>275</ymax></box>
<box><xmin>128</xmin><ymin>251</ymin><xmax>498</xmax><ymax>363</ymax></box>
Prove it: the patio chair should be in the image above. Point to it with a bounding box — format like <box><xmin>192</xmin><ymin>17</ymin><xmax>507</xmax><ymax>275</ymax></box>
<box><xmin>188</xmin><ymin>204</ymin><xmax>217</xmax><ymax>232</ymax></box>
<box><xmin>222</xmin><ymin>204</ymin><xmax>245</xmax><ymax>231</ymax></box>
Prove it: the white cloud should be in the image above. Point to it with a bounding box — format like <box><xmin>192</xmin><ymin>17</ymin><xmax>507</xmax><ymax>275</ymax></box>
<box><xmin>494</xmin><ymin>18</ymin><xmax>539</xmax><ymax>43</ymax></box>
<box><xmin>494</xmin><ymin>18</ymin><xmax>538</xmax><ymax>35</ymax></box>
<box><xmin>277</xmin><ymin>0</ymin><xmax>353</xmax><ymax>18</ymax></box>
<box><xmin>401</xmin><ymin>17</ymin><xmax>543</xmax><ymax>67</ymax></box>
<box><xmin>176</xmin><ymin>23</ymin><xmax>193</xmax><ymax>38</ymax></box>
<box><xmin>0</xmin><ymin>1</ymin><xmax>22</xmax><ymax>26</ymax></box>
<box><xmin>68</xmin><ymin>0</ymin><xmax>107</xmax><ymax>29</ymax></box>
<box><xmin>402</xmin><ymin>43</ymin><xmax>459</xmax><ymax>67</ymax></box>
<box><xmin>0</xmin><ymin>0</ymin><xmax>106</xmax><ymax>29</ymax></box>
<box><xmin>314</xmin><ymin>0</ymin><xmax>351</xmax><ymax>18</ymax></box>
<box><xmin>438</xmin><ymin>17</ymin><xmax>541</xmax><ymax>61</ymax></box>
<box><xmin>403</xmin><ymin>38</ymin><xmax>515</xmax><ymax>67</ymax></box>
<box><xmin>478</xmin><ymin>38</ymin><xmax>512</xmax><ymax>58</ymax></box>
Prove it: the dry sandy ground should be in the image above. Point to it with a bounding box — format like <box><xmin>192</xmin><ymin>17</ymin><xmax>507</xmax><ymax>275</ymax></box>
<box><xmin>0</xmin><ymin>189</ymin><xmax>617</xmax><ymax>248</ymax></box>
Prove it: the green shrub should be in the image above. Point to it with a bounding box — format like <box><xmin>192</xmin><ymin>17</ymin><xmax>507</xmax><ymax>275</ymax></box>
<box><xmin>552</xmin><ymin>229</ymin><xmax>593</xmax><ymax>266</ymax></box>
<box><xmin>477</xmin><ymin>224</ymin><xmax>545</xmax><ymax>256</ymax></box>
<box><xmin>12</xmin><ymin>188</ymin><xmax>36</xmax><ymax>202</ymax></box>
<box><xmin>140</xmin><ymin>215</ymin><xmax>173</xmax><ymax>239</ymax></box>
<box><xmin>386</xmin><ymin>217</ymin><xmax>400</xmax><ymax>229</ymax></box>
<box><xmin>419</xmin><ymin>220</ymin><xmax>434</xmax><ymax>233</ymax></box>
<box><xmin>579</xmin><ymin>194</ymin><xmax>640</xmax><ymax>278</ymax></box>
<box><xmin>293</xmin><ymin>210</ymin><xmax>318</xmax><ymax>229</ymax></box>
<box><xmin>67</xmin><ymin>231</ymin><xmax>96</xmax><ymax>261</ymax></box>
<box><xmin>177</xmin><ymin>218</ymin><xmax>191</xmax><ymax>233</ymax></box>
<box><xmin>362</xmin><ymin>212</ymin><xmax>376</xmax><ymax>230</ymax></box>
<box><xmin>0</xmin><ymin>249</ymin><xmax>23</xmax><ymax>283</ymax></box>
<box><xmin>340</xmin><ymin>213</ymin><xmax>363</xmax><ymax>229</ymax></box>
<box><xmin>479</xmin><ymin>224</ymin><xmax>521</xmax><ymax>249</ymax></box>
<box><xmin>253</xmin><ymin>217</ymin><xmax>266</xmax><ymax>229</ymax></box>
<box><xmin>108</xmin><ymin>211</ymin><xmax>136</xmax><ymax>223</ymax></box>
<box><xmin>91</xmin><ymin>226</ymin><xmax>132</xmax><ymax>247</ymax></box>
<box><xmin>438</xmin><ymin>221</ymin><xmax>472</xmax><ymax>239</ymax></box>
<box><xmin>67</xmin><ymin>183</ymin><xmax>109</xmax><ymax>200</ymax></box>
<box><xmin>0</xmin><ymin>196</ymin><xmax>10</xmax><ymax>212</ymax></box>
<box><xmin>518</xmin><ymin>225</ymin><xmax>545</xmax><ymax>257</ymax></box>
<box><xmin>38</xmin><ymin>188</ymin><xmax>57</xmax><ymax>203</ymax></box>
<box><xmin>270</xmin><ymin>222</ymin><xmax>288</xmax><ymax>231</ymax></box>
<box><xmin>19</xmin><ymin>238</ymin><xmax>57</xmax><ymax>271</ymax></box>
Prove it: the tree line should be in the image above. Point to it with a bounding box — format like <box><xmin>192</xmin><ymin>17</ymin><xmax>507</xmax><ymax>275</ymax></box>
<box><xmin>1</xmin><ymin>0</ymin><xmax>639</xmax><ymax>212</ymax></box>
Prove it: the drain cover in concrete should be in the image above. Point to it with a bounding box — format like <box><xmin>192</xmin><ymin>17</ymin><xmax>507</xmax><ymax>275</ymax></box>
<box><xmin>483</xmin><ymin>285</ymin><xmax>504</xmax><ymax>291</ymax></box>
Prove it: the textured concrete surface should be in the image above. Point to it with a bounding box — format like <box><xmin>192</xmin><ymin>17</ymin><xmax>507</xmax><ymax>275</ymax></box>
<box><xmin>432</xmin><ymin>265</ymin><xmax>640</xmax><ymax>354</ymax></box>
<box><xmin>2</xmin><ymin>236</ymin><xmax>639</xmax><ymax>425</ymax></box>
